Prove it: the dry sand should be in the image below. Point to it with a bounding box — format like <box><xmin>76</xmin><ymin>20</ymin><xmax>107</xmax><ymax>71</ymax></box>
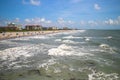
<box><xmin>0</xmin><ymin>30</ymin><xmax>71</xmax><ymax>40</ymax></box>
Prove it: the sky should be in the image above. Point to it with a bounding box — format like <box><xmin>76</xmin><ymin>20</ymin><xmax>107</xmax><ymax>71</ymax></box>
<box><xmin>0</xmin><ymin>0</ymin><xmax>120</xmax><ymax>29</ymax></box>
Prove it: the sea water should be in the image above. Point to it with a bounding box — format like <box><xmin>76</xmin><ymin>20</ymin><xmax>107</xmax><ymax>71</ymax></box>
<box><xmin>0</xmin><ymin>30</ymin><xmax>120</xmax><ymax>80</ymax></box>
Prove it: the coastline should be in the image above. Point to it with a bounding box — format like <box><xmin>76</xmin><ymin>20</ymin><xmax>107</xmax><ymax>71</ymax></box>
<box><xmin>0</xmin><ymin>30</ymin><xmax>73</xmax><ymax>40</ymax></box>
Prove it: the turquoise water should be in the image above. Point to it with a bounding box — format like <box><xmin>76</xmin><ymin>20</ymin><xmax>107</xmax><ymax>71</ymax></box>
<box><xmin>0</xmin><ymin>30</ymin><xmax>120</xmax><ymax>80</ymax></box>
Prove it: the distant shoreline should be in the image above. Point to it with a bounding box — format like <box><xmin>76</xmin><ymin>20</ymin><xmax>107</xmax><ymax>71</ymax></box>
<box><xmin>0</xmin><ymin>30</ymin><xmax>73</xmax><ymax>40</ymax></box>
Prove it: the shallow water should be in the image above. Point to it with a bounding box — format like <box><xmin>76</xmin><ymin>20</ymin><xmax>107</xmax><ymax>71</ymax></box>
<box><xmin>0</xmin><ymin>30</ymin><xmax>120</xmax><ymax>80</ymax></box>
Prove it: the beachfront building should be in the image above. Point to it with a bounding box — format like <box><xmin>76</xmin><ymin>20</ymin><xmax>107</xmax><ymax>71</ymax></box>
<box><xmin>0</xmin><ymin>26</ymin><xmax>19</xmax><ymax>31</ymax></box>
<box><xmin>0</xmin><ymin>22</ymin><xmax>22</xmax><ymax>32</ymax></box>
<box><xmin>7</xmin><ymin>22</ymin><xmax>22</xmax><ymax>30</ymax></box>
<box><xmin>48</xmin><ymin>26</ymin><xmax>58</xmax><ymax>30</ymax></box>
<box><xmin>25</xmin><ymin>25</ymin><xmax>42</xmax><ymax>31</ymax></box>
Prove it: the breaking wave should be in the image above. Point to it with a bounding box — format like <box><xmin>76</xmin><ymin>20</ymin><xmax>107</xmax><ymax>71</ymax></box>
<box><xmin>48</xmin><ymin>44</ymin><xmax>91</xmax><ymax>56</ymax></box>
<box><xmin>62</xmin><ymin>40</ymin><xmax>76</xmax><ymax>44</ymax></box>
<box><xmin>63</xmin><ymin>35</ymin><xmax>82</xmax><ymax>39</ymax></box>
<box><xmin>0</xmin><ymin>46</ymin><xmax>32</xmax><ymax>61</ymax></box>
<box><xmin>28</xmin><ymin>35</ymin><xmax>49</xmax><ymax>39</ymax></box>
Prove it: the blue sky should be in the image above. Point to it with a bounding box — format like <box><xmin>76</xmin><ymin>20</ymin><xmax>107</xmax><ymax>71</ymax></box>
<box><xmin>0</xmin><ymin>0</ymin><xmax>120</xmax><ymax>29</ymax></box>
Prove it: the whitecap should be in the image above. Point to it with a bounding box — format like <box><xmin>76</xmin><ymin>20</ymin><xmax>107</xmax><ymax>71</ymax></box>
<box><xmin>29</xmin><ymin>35</ymin><xmax>48</xmax><ymax>39</ymax></box>
<box><xmin>78</xmin><ymin>30</ymin><xmax>86</xmax><ymax>33</ymax></box>
<box><xmin>83</xmin><ymin>37</ymin><xmax>92</xmax><ymax>41</ymax></box>
<box><xmin>88</xmin><ymin>70</ymin><xmax>119</xmax><ymax>80</ymax></box>
<box><xmin>48</xmin><ymin>44</ymin><xmax>73</xmax><ymax>56</ymax></box>
<box><xmin>55</xmin><ymin>39</ymin><xmax>62</xmax><ymax>42</ymax></box>
<box><xmin>63</xmin><ymin>35</ymin><xmax>82</xmax><ymax>39</ymax></box>
<box><xmin>99</xmin><ymin>44</ymin><xmax>110</xmax><ymax>49</ymax></box>
<box><xmin>0</xmin><ymin>46</ymin><xmax>32</xmax><ymax>61</ymax></box>
<box><xmin>57</xmin><ymin>44</ymin><xmax>73</xmax><ymax>50</ymax></box>
<box><xmin>11</xmin><ymin>37</ymin><xmax>30</xmax><ymax>41</ymax></box>
<box><xmin>62</xmin><ymin>40</ymin><xmax>77</xmax><ymax>44</ymax></box>
<box><xmin>48</xmin><ymin>44</ymin><xmax>91</xmax><ymax>56</ymax></box>
<box><xmin>85</xmin><ymin>38</ymin><xmax>90</xmax><ymax>41</ymax></box>
<box><xmin>107</xmin><ymin>36</ymin><xmax>112</xmax><ymax>39</ymax></box>
<box><xmin>0</xmin><ymin>44</ymin><xmax>41</xmax><ymax>61</ymax></box>
<box><xmin>55</xmin><ymin>39</ymin><xmax>79</xmax><ymax>44</ymax></box>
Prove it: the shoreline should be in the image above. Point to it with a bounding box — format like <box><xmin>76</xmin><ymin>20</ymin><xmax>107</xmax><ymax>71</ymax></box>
<box><xmin>0</xmin><ymin>30</ymin><xmax>73</xmax><ymax>40</ymax></box>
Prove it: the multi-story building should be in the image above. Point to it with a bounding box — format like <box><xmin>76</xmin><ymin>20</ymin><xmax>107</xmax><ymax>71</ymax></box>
<box><xmin>25</xmin><ymin>25</ymin><xmax>42</xmax><ymax>30</ymax></box>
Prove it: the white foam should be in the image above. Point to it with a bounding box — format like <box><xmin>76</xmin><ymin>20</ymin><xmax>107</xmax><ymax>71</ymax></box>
<box><xmin>99</xmin><ymin>44</ymin><xmax>110</xmax><ymax>49</ymax></box>
<box><xmin>0</xmin><ymin>45</ymin><xmax>39</xmax><ymax>61</ymax></box>
<box><xmin>62</xmin><ymin>40</ymin><xmax>76</xmax><ymax>44</ymax></box>
<box><xmin>29</xmin><ymin>35</ymin><xmax>48</xmax><ymax>39</ymax></box>
<box><xmin>63</xmin><ymin>36</ymin><xmax>74</xmax><ymax>39</ymax></box>
<box><xmin>55</xmin><ymin>39</ymin><xmax>62</xmax><ymax>42</ymax></box>
<box><xmin>12</xmin><ymin>37</ymin><xmax>30</xmax><ymax>41</ymax></box>
<box><xmin>38</xmin><ymin>58</ymin><xmax>57</xmax><ymax>71</ymax></box>
<box><xmin>85</xmin><ymin>38</ymin><xmax>90</xmax><ymax>41</ymax></box>
<box><xmin>78</xmin><ymin>30</ymin><xmax>86</xmax><ymax>33</ymax></box>
<box><xmin>88</xmin><ymin>70</ymin><xmax>119</xmax><ymax>80</ymax></box>
<box><xmin>83</xmin><ymin>37</ymin><xmax>92</xmax><ymax>41</ymax></box>
<box><xmin>58</xmin><ymin>44</ymin><xmax>72</xmax><ymax>50</ymax></box>
<box><xmin>55</xmin><ymin>38</ymin><xmax>83</xmax><ymax>44</ymax></box>
<box><xmin>107</xmin><ymin>36</ymin><xmax>112</xmax><ymax>39</ymax></box>
<box><xmin>48</xmin><ymin>44</ymin><xmax>91</xmax><ymax>56</ymax></box>
<box><xmin>48</xmin><ymin>44</ymin><xmax>73</xmax><ymax>56</ymax></box>
<box><xmin>63</xmin><ymin>36</ymin><xmax>82</xmax><ymax>39</ymax></box>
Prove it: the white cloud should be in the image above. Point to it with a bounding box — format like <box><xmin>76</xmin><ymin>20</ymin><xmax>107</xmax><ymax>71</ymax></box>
<box><xmin>46</xmin><ymin>20</ymin><xmax>52</xmax><ymax>24</ymax></box>
<box><xmin>108</xmin><ymin>19</ymin><xmax>114</xmax><ymax>25</ymax></box>
<box><xmin>57</xmin><ymin>18</ymin><xmax>65</xmax><ymax>24</ymax></box>
<box><xmin>24</xmin><ymin>18</ymin><xmax>52</xmax><ymax>26</ymax></box>
<box><xmin>25</xmin><ymin>19</ymin><xmax>31</xmax><ymax>23</ymax></box>
<box><xmin>22</xmin><ymin>0</ymin><xmax>40</xmax><ymax>6</ymax></box>
<box><xmin>79</xmin><ymin>16</ymin><xmax>120</xmax><ymax>27</ymax></box>
<box><xmin>104</xmin><ymin>17</ymin><xmax>120</xmax><ymax>25</ymax></box>
<box><xmin>40</xmin><ymin>18</ymin><xmax>45</xmax><ymax>22</ymax></box>
<box><xmin>94</xmin><ymin>3</ymin><xmax>101</xmax><ymax>10</ymax></box>
<box><xmin>22</xmin><ymin>16</ymin><xmax>120</xmax><ymax>28</ymax></box>
<box><xmin>88</xmin><ymin>20</ymin><xmax>98</xmax><ymax>26</ymax></box>
<box><xmin>30</xmin><ymin>0</ymin><xmax>40</xmax><ymax>6</ymax></box>
<box><xmin>57</xmin><ymin>18</ymin><xmax>74</xmax><ymax>24</ymax></box>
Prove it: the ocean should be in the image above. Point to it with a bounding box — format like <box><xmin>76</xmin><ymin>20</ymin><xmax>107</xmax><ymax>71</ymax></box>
<box><xmin>0</xmin><ymin>30</ymin><xmax>120</xmax><ymax>80</ymax></box>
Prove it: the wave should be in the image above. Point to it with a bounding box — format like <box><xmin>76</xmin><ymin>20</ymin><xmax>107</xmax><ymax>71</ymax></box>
<box><xmin>11</xmin><ymin>37</ymin><xmax>30</xmax><ymax>41</ymax></box>
<box><xmin>99</xmin><ymin>43</ymin><xmax>118</xmax><ymax>54</ymax></box>
<box><xmin>99</xmin><ymin>44</ymin><xmax>110</xmax><ymax>49</ymax></box>
<box><xmin>28</xmin><ymin>35</ymin><xmax>49</xmax><ymax>39</ymax></box>
<box><xmin>48</xmin><ymin>44</ymin><xmax>91</xmax><ymax>56</ymax></box>
<box><xmin>107</xmin><ymin>36</ymin><xmax>112</xmax><ymax>39</ymax></box>
<box><xmin>48</xmin><ymin>44</ymin><xmax>73</xmax><ymax>56</ymax></box>
<box><xmin>55</xmin><ymin>39</ymin><xmax>62</xmax><ymax>42</ymax></box>
<box><xmin>78</xmin><ymin>30</ymin><xmax>86</xmax><ymax>33</ymax></box>
<box><xmin>0</xmin><ymin>46</ymin><xmax>33</xmax><ymax>61</ymax></box>
<box><xmin>85</xmin><ymin>38</ymin><xmax>90</xmax><ymax>41</ymax></box>
<box><xmin>63</xmin><ymin>35</ymin><xmax>82</xmax><ymax>39</ymax></box>
<box><xmin>55</xmin><ymin>39</ymin><xmax>79</xmax><ymax>44</ymax></box>
<box><xmin>62</xmin><ymin>40</ymin><xmax>74</xmax><ymax>43</ymax></box>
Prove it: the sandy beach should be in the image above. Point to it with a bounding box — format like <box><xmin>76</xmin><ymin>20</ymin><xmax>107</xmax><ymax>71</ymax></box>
<box><xmin>0</xmin><ymin>30</ymin><xmax>72</xmax><ymax>40</ymax></box>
